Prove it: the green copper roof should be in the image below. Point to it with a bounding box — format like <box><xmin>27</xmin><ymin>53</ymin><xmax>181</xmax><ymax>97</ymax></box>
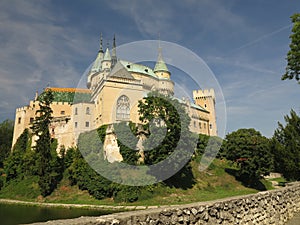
<box><xmin>175</xmin><ymin>97</ymin><xmax>209</xmax><ymax>113</ymax></box>
<box><xmin>91</xmin><ymin>35</ymin><xmax>104</xmax><ymax>73</ymax></box>
<box><xmin>190</xmin><ymin>102</ymin><xmax>208</xmax><ymax>112</ymax></box>
<box><xmin>103</xmin><ymin>48</ymin><xmax>111</xmax><ymax>61</ymax></box>
<box><xmin>91</xmin><ymin>51</ymin><xmax>103</xmax><ymax>73</ymax></box>
<box><xmin>119</xmin><ymin>60</ymin><xmax>157</xmax><ymax>78</ymax></box>
<box><xmin>38</xmin><ymin>88</ymin><xmax>91</xmax><ymax>104</ymax></box>
<box><xmin>154</xmin><ymin>48</ymin><xmax>169</xmax><ymax>73</ymax></box>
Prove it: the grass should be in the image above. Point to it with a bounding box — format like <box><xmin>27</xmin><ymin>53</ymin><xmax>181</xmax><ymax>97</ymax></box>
<box><xmin>0</xmin><ymin>159</ymin><xmax>268</xmax><ymax>206</ymax></box>
<box><xmin>0</xmin><ymin>176</ymin><xmax>40</xmax><ymax>201</ymax></box>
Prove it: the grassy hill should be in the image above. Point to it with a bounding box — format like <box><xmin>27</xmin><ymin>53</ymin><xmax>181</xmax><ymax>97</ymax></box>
<box><xmin>0</xmin><ymin>159</ymin><xmax>266</xmax><ymax>206</ymax></box>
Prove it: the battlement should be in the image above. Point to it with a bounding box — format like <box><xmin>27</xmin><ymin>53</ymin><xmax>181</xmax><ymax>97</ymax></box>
<box><xmin>193</xmin><ymin>88</ymin><xmax>215</xmax><ymax>99</ymax></box>
<box><xmin>16</xmin><ymin>106</ymin><xmax>30</xmax><ymax>112</ymax></box>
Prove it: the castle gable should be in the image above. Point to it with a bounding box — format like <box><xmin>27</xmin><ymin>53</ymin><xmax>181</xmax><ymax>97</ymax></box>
<box><xmin>109</xmin><ymin>61</ymin><xmax>135</xmax><ymax>80</ymax></box>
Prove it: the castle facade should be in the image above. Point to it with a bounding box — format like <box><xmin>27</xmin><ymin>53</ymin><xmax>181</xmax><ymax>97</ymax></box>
<box><xmin>12</xmin><ymin>36</ymin><xmax>217</xmax><ymax>151</ymax></box>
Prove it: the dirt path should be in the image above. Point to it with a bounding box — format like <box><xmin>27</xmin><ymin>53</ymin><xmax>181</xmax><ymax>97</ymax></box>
<box><xmin>0</xmin><ymin>198</ymin><xmax>158</xmax><ymax>211</ymax></box>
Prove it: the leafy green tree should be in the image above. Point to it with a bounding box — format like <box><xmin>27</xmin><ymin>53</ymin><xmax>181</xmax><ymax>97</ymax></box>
<box><xmin>221</xmin><ymin>128</ymin><xmax>273</xmax><ymax>186</ymax></box>
<box><xmin>282</xmin><ymin>13</ymin><xmax>300</xmax><ymax>83</ymax></box>
<box><xmin>31</xmin><ymin>89</ymin><xmax>61</xmax><ymax>196</ymax></box>
<box><xmin>196</xmin><ymin>134</ymin><xmax>223</xmax><ymax>160</ymax></box>
<box><xmin>0</xmin><ymin>120</ymin><xmax>14</xmax><ymax>167</ymax></box>
<box><xmin>270</xmin><ymin>109</ymin><xmax>300</xmax><ymax>180</ymax></box>
<box><xmin>138</xmin><ymin>92</ymin><xmax>197</xmax><ymax>186</ymax></box>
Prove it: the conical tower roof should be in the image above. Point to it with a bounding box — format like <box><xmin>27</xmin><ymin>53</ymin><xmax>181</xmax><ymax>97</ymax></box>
<box><xmin>103</xmin><ymin>47</ymin><xmax>111</xmax><ymax>61</ymax></box>
<box><xmin>154</xmin><ymin>47</ymin><xmax>169</xmax><ymax>73</ymax></box>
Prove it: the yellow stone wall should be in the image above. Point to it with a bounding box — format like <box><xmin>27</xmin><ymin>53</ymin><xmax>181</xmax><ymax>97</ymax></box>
<box><xmin>12</xmin><ymin>100</ymin><xmax>75</xmax><ymax>151</ymax></box>
<box><xmin>95</xmin><ymin>80</ymin><xmax>144</xmax><ymax>127</ymax></box>
<box><xmin>193</xmin><ymin>89</ymin><xmax>217</xmax><ymax>136</ymax></box>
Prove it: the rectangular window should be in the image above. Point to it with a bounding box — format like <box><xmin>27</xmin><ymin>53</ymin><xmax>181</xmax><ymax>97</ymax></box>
<box><xmin>85</xmin><ymin>121</ymin><xmax>89</xmax><ymax>128</ymax></box>
<box><xmin>75</xmin><ymin>122</ymin><xmax>78</xmax><ymax>128</ymax></box>
<box><xmin>30</xmin><ymin>117</ymin><xmax>34</xmax><ymax>123</ymax></box>
<box><xmin>61</xmin><ymin>111</ymin><xmax>65</xmax><ymax>115</ymax></box>
<box><xmin>18</xmin><ymin>117</ymin><xmax>21</xmax><ymax>124</ymax></box>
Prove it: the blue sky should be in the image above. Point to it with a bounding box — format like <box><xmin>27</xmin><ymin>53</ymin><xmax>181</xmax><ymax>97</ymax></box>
<box><xmin>0</xmin><ymin>0</ymin><xmax>300</xmax><ymax>137</ymax></box>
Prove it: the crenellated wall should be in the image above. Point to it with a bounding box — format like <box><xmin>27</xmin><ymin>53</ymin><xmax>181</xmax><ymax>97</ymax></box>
<box><xmin>29</xmin><ymin>182</ymin><xmax>300</xmax><ymax>225</ymax></box>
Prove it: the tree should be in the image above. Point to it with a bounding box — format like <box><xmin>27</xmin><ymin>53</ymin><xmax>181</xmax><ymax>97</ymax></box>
<box><xmin>221</xmin><ymin>128</ymin><xmax>273</xmax><ymax>186</ymax></box>
<box><xmin>196</xmin><ymin>134</ymin><xmax>223</xmax><ymax>160</ymax></box>
<box><xmin>4</xmin><ymin>128</ymin><xmax>31</xmax><ymax>181</ymax></box>
<box><xmin>282</xmin><ymin>13</ymin><xmax>300</xmax><ymax>83</ymax></box>
<box><xmin>270</xmin><ymin>109</ymin><xmax>300</xmax><ymax>181</ymax></box>
<box><xmin>0</xmin><ymin>120</ymin><xmax>14</xmax><ymax>167</ymax></box>
<box><xmin>138</xmin><ymin>92</ymin><xmax>197</xmax><ymax>185</ymax></box>
<box><xmin>31</xmin><ymin>89</ymin><xmax>61</xmax><ymax>196</ymax></box>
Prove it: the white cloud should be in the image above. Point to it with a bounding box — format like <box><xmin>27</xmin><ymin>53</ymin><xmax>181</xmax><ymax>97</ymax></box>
<box><xmin>0</xmin><ymin>0</ymin><xmax>94</xmax><ymax>121</ymax></box>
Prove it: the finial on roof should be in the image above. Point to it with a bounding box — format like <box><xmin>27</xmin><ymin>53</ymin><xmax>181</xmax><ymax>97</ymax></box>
<box><xmin>113</xmin><ymin>34</ymin><xmax>116</xmax><ymax>48</ymax></box>
<box><xmin>111</xmin><ymin>34</ymin><xmax>117</xmax><ymax>67</ymax></box>
<box><xmin>99</xmin><ymin>33</ymin><xmax>103</xmax><ymax>53</ymax></box>
<box><xmin>158</xmin><ymin>32</ymin><xmax>161</xmax><ymax>48</ymax></box>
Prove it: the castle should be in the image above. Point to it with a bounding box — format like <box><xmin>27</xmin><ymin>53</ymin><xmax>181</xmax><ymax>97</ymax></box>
<box><xmin>12</xmin><ymin>35</ymin><xmax>217</xmax><ymax>155</ymax></box>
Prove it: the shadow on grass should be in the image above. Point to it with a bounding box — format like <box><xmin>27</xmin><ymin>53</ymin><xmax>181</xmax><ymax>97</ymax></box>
<box><xmin>164</xmin><ymin>164</ymin><xmax>196</xmax><ymax>190</ymax></box>
<box><xmin>225</xmin><ymin>168</ymin><xmax>267</xmax><ymax>191</ymax></box>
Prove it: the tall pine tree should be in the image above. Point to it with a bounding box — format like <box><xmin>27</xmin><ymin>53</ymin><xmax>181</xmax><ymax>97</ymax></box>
<box><xmin>31</xmin><ymin>89</ymin><xmax>59</xmax><ymax>196</ymax></box>
<box><xmin>271</xmin><ymin>109</ymin><xmax>300</xmax><ymax>180</ymax></box>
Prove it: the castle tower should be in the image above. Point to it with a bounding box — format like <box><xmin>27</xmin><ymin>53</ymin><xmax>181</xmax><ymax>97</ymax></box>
<box><xmin>111</xmin><ymin>34</ymin><xmax>117</xmax><ymax>68</ymax></box>
<box><xmin>102</xmin><ymin>45</ymin><xmax>112</xmax><ymax>70</ymax></box>
<box><xmin>87</xmin><ymin>34</ymin><xmax>104</xmax><ymax>88</ymax></box>
<box><xmin>193</xmin><ymin>89</ymin><xmax>217</xmax><ymax>136</ymax></box>
<box><xmin>91</xmin><ymin>34</ymin><xmax>104</xmax><ymax>73</ymax></box>
<box><xmin>154</xmin><ymin>47</ymin><xmax>170</xmax><ymax>80</ymax></box>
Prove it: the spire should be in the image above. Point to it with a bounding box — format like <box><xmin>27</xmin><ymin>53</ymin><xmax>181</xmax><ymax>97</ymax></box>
<box><xmin>111</xmin><ymin>34</ymin><xmax>117</xmax><ymax>67</ymax></box>
<box><xmin>91</xmin><ymin>34</ymin><xmax>104</xmax><ymax>73</ymax></box>
<box><xmin>154</xmin><ymin>46</ymin><xmax>169</xmax><ymax>73</ymax></box>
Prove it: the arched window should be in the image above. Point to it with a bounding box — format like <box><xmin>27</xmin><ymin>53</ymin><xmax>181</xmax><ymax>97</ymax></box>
<box><xmin>116</xmin><ymin>95</ymin><xmax>130</xmax><ymax>120</ymax></box>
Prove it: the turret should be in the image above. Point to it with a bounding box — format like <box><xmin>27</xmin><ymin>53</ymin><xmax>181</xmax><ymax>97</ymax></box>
<box><xmin>91</xmin><ymin>34</ymin><xmax>104</xmax><ymax>73</ymax></box>
<box><xmin>88</xmin><ymin>34</ymin><xmax>104</xmax><ymax>88</ymax></box>
<box><xmin>154</xmin><ymin>47</ymin><xmax>170</xmax><ymax>79</ymax></box>
<box><xmin>102</xmin><ymin>46</ymin><xmax>111</xmax><ymax>70</ymax></box>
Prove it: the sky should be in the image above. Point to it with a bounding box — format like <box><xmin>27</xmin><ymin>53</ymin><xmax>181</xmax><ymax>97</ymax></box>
<box><xmin>0</xmin><ymin>0</ymin><xmax>300</xmax><ymax>137</ymax></box>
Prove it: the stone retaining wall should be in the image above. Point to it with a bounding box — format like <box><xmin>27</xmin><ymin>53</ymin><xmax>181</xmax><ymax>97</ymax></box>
<box><xmin>30</xmin><ymin>182</ymin><xmax>300</xmax><ymax>225</ymax></box>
